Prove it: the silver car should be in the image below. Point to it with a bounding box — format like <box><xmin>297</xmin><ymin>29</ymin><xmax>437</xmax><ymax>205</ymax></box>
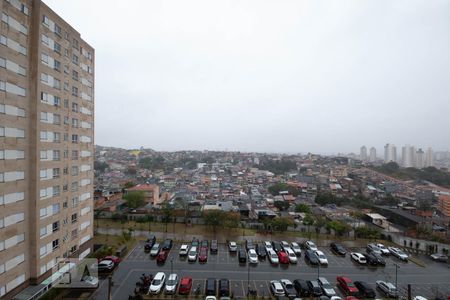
<box><xmin>318</xmin><ymin>277</ymin><xmax>337</xmax><ymax>297</ymax></box>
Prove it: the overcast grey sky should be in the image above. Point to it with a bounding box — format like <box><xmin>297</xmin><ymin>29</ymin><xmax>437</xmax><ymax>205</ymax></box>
<box><xmin>45</xmin><ymin>0</ymin><xmax>450</xmax><ymax>154</ymax></box>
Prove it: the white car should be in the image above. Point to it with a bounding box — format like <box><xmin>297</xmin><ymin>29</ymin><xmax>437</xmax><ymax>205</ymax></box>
<box><xmin>164</xmin><ymin>273</ymin><xmax>178</xmax><ymax>294</ymax></box>
<box><xmin>330</xmin><ymin>297</ymin><xmax>343</xmax><ymax>300</ymax></box>
<box><xmin>179</xmin><ymin>244</ymin><xmax>189</xmax><ymax>256</ymax></box>
<box><xmin>82</xmin><ymin>275</ymin><xmax>99</xmax><ymax>287</ymax></box>
<box><xmin>149</xmin><ymin>272</ymin><xmax>166</xmax><ymax>294</ymax></box>
<box><xmin>150</xmin><ymin>243</ymin><xmax>160</xmax><ymax>257</ymax></box>
<box><xmin>268</xmin><ymin>249</ymin><xmax>279</xmax><ymax>264</ymax></box>
<box><xmin>205</xmin><ymin>297</ymin><xmax>217</xmax><ymax>300</ymax></box>
<box><xmin>264</xmin><ymin>241</ymin><xmax>273</xmax><ymax>252</ymax></box>
<box><xmin>286</xmin><ymin>248</ymin><xmax>298</xmax><ymax>263</ymax></box>
<box><xmin>291</xmin><ymin>242</ymin><xmax>302</xmax><ymax>256</ymax></box>
<box><xmin>314</xmin><ymin>250</ymin><xmax>328</xmax><ymax>265</ymax></box>
<box><xmin>228</xmin><ymin>241</ymin><xmax>237</xmax><ymax>252</ymax></box>
<box><xmin>388</xmin><ymin>247</ymin><xmax>409</xmax><ymax>261</ymax></box>
<box><xmin>318</xmin><ymin>277</ymin><xmax>337</xmax><ymax>297</ymax></box>
<box><xmin>270</xmin><ymin>280</ymin><xmax>285</xmax><ymax>296</ymax></box>
<box><xmin>376</xmin><ymin>243</ymin><xmax>390</xmax><ymax>255</ymax></box>
<box><xmin>281</xmin><ymin>241</ymin><xmax>290</xmax><ymax>251</ymax></box>
<box><xmin>188</xmin><ymin>246</ymin><xmax>198</xmax><ymax>262</ymax></box>
<box><xmin>413</xmin><ymin>297</ymin><xmax>428</xmax><ymax>300</ymax></box>
<box><xmin>248</xmin><ymin>249</ymin><xmax>258</xmax><ymax>264</ymax></box>
<box><xmin>350</xmin><ymin>252</ymin><xmax>367</xmax><ymax>264</ymax></box>
<box><xmin>305</xmin><ymin>240</ymin><xmax>318</xmax><ymax>251</ymax></box>
<box><xmin>376</xmin><ymin>280</ymin><xmax>398</xmax><ymax>298</ymax></box>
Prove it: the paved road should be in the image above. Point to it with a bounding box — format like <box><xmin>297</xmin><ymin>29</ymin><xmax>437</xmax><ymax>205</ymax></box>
<box><xmin>89</xmin><ymin>241</ymin><xmax>450</xmax><ymax>299</ymax></box>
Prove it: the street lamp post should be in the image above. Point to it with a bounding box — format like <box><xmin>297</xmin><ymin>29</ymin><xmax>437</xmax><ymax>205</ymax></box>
<box><xmin>394</xmin><ymin>263</ymin><xmax>400</xmax><ymax>295</ymax></box>
<box><xmin>247</xmin><ymin>261</ymin><xmax>250</xmax><ymax>296</ymax></box>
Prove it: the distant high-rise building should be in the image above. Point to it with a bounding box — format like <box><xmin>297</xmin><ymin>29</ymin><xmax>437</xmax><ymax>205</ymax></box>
<box><xmin>416</xmin><ymin>148</ymin><xmax>425</xmax><ymax>168</ymax></box>
<box><xmin>369</xmin><ymin>147</ymin><xmax>377</xmax><ymax>162</ymax></box>
<box><xmin>384</xmin><ymin>143</ymin><xmax>397</xmax><ymax>163</ymax></box>
<box><xmin>425</xmin><ymin>147</ymin><xmax>434</xmax><ymax>167</ymax></box>
<box><xmin>0</xmin><ymin>1</ymin><xmax>94</xmax><ymax>298</ymax></box>
<box><xmin>360</xmin><ymin>146</ymin><xmax>367</xmax><ymax>161</ymax></box>
<box><xmin>401</xmin><ymin>145</ymin><xmax>415</xmax><ymax>168</ymax></box>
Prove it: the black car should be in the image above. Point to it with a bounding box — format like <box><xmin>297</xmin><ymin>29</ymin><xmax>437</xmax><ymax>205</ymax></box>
<box><xmin>144</xmin><ymin>242</ymin><xmax>153</xmax><ymax>252</ymax></box>
<box><xmin>191</xmin><ymin>238</ymin><xmax>199</xmax><ymax>248</ymax></box>
<box><xmin>162</xmin><ymin>239</ymin><xmax>173</xmax><ymax>250</ymax></box>
<box><xmin>238</xmin><ymin>248</ymin><xmax>247</xmax><ymax>263</ymax></box>
<box><xmin>330</xmin><ymin>242</ymin><xmax>346</xmax><ymax>256</ymax></box>
<box><xmin>256</xmin><ymin>244</ymin><xmax>267</xmax><ymax>259</ymax></box>
<box><xmin>364</xmin><ymin>253</ymin><xmax>379</xmax><ymax>266</ymax></box>
<box><xmin>210</xmin><ymin>240</ymin><xmax>218</xmax><ymax>254</ymax></box>
<box><xmin>245</xmin><ymin>240</ymin><xmax>255</xmax><ymax>251</ymax></box>
<box><xmin>305</xmin><ymin>250</ymin><xmax>319</xmax><ymax>265</ymax></box>
<box><xmin>205</xmin><ymin>278</ymin><xmax>217</xmax><ymax>296</ymax></box>
<box><xmin>354</xmin><ymin>281</ymin><xmax>376</xmax><ymax>298</ymax></box>
<box><xmin>371</xmin><ymin>251</ymin><xmax>386</xmax><ymax>265</ymax></box>
<box><xmin>201</xmin><ymin>240</ymin><xmax>209</xmax><ymax>248</ymax></box>
<box><xmin>219</xmin><ymin>278</ymin><xmax>230</xmax><ymax>296</ymax></box>
<box><xmin>272</xmin><ymin>241</ymin><xmax>283</xmax><ymax>253</ymax></box>
<box><xmin>293</xmin><ymin>279</ymin><xmax>311</xmax><ymax>297</ymax></box>
<box><xmin>306</xmin><ymin>280</ymin><xmax>322</xmax><ymax>296</ymax></box>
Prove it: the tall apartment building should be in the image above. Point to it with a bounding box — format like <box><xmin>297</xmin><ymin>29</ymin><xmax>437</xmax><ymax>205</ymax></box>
<box><xmin>415</xmin><ymin>148</ymin><xmax>425</xmax><ymax>169</ymax></box>
<box><xmin>384</xmin><ymin>143</ymin><xmax>397</xmax><ymax>163</ymax></box>
<box><xmin>359</xmin><ymin>145</ymin><xmax>367</xmax><ymax>161</ymax></box>
<box><xmin>369</xmin><ymin>147</ymin><xmax>377</xmax><ymax>162</ymax></box>
<box><xmin>401</xmin><ymin>144</ymin><xmax>415</xmax><ymax>168</ymax></box>
<box><xmin>1</xmin><ymin>1</ymin><xmax>94</xmax><ymax>298</ymax></box>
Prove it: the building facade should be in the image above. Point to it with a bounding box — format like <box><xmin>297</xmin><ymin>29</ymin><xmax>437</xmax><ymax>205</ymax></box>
<box><xmin>359</xmin><ymin>145</ymin><xmax>367</xmax><ymax>161</ymax></box>
<box><xmin>369</xmin><ymin>147</ymin><xmax>377</xmax><ymax>162</ymax></box>
<box><xmin>0</xmin><ymin>0</ymin><xmax>94</xmax><ymax>298</ymax></box>
<box><xmin>384</xmin><ymin>143</ymin><xmax>397</xmax><ymax>163</ymax></box>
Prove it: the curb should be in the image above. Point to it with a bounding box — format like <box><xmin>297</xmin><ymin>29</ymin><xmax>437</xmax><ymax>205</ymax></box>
<box><xmin>408</xmin><ymin>255</ymin><xmax>426</xmax><ymax>267</ymax></box>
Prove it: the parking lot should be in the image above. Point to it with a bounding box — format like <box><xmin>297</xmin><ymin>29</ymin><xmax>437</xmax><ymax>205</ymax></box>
<box><xmin>89</xmin><ymin>241</ymin><xmax>450</xmax><ymax>299</ymax></box>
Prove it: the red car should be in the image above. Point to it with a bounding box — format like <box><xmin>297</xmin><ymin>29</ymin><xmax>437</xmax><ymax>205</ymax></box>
<box><xmin>179</xmin><ymin>277</ymin><xmax>193</xmax><ymax>295</ymax></box>
<box><xmin>102</xmin><ymin>255</ymin><xmax>121</xmax><ymax>266</ymax></box>
<box><xmin>199</xmin><ymin>247</ymin><xmax>208</xmax><ymax>263</ymax></box>
<box><xmin>277</xmin><ymin>251</ymin><xmax>289</xmax><ymax>264</ymax></box>
<box><xmin>337</xmin><ymin>276</ymin><xmax>359</xmax><ymax>296</ymax></box>
<box><xmin>156</xmin><ymin>250</ymin><xmax>168</xmax><ymax>263</ymax></box>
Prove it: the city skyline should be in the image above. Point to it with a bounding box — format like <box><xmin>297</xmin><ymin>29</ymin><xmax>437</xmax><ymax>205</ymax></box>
<box><xmin>43</xmin><ymin>0</ymin><xmax>450</xmax><ymax>153</ymax></box>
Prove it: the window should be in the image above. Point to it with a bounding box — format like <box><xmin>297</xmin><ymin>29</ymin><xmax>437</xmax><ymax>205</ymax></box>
<box><xmin>71</xmin><ymin>150</ymin><xmax>78</xmax><ymax>160</ymax></box>
<box><xmin>63</xmin><ymin>201</ymin><xmax>68</xmax><ymax>208</ymax></box>
<box><xmin>63</xmin><ymin>133</ymin><xmax>68</xmax><ymax>141</ymax></box>
<box><xmin>53</xmin><ymin>150</ymin><xmax>60</xmax><ymax>161</ymax></box>
<box><xmin>63</xmin><ymin>99</ymin><xmax>69</xmax><ymax>108</ymax></box>
<box><xmin>72</xmin><ymin>197</ymin><xmax>78</xmax><ymax>207</ymax></box>
<box><xmin>63</xmin><ymin>81</ymin><xmax>69</xmax><ymax>91</ymax></box>
<box><xmin>64</xmin><ymin>116</ymin><xmax>69</xmax><ymax>125</ymax></box>
<box><xmin>71</xmin><ymin>229</ymin><xmax>78</xmax><ymax>239</ymax></box>
<box><xmin>72</xmin><ymin>54</ymin><xmax>78</xmax><ymax>65</ymax></box>
<box><xmin>52</xmin><ymin>168</ymin><xmax>59</xmax><ymax>178</ymax></box>
<box><xmin>71</xmin><ymin>134</ymin><xmax>78</xmax><ymax>143</ymax></box>
<box><xmin>40</xmin><ymin>150</ymin><xmax>47</xmax><ymax>160</ymax></box>
<box><xmin>52</xmin><ymin>186</ymin><xmax>60</xmax><ymax>197</ymax></box>
<box><xmin>52</xmin><ymin>221</ymin><xmax>59</xmax><ymax>232</ymax></box>
<box><xmin>40</xmin><ymin>226</ymin><xmax>47</xmax><ymax>237</ymax></box>
<box><xmin>63</xmin><ymin>64</ymin><xmax>69</xmax><ymax>74</ymax></box>
<box><xmin>72</xmin><ymin>70</ymin><xmax>78</xmax><ymax>81</ymax></box>
<box><xmin>72</xmin><ymin>39</ymin><xmax>79</xmax><ymax>50</ymax></box>
<box><xmin>72</xmin><ymin>86</ymin><xmax>78</xmax><ymax>97</ymax></box>
<box><xmin>71</xmin><ymin>213</ymin><xmax>77</xmax><ymax>223</ymax></box>
<box><xmin>71</xmin><ymin>182</ymin><xmax>78</xmax><ymax>192</ymax></box>
<box><xmin>54</xmin><ymin>24</ymin><xmax>61</xmax><ymax>36</ymax></box>
<box><xmin>42</xmin><ymin>15</ymin><xmax>49</xmax><ymax>26</ymax></box>
<box><xmin>63</xmin><ymin>167</ymin><xmax>68</xmax><ymax>175</ymax></box>
<box><xmin>54</xmin><ymin>60</ymin><xmax>60</xmax><ymax>72</ymax></box>
<box><xmin>63</xmin><ymin>149</ymin><xmax>68</xmax><ymax>159</ymax></box>
<box><xmin>71</xmin><ymin>118</ymin><xmax>78</xmax><ymax>127</ymax></box>
<box><xmin>52</xmin><ymin>239</ymin><xmax>59</xmax><ymax>250</ymax></box>
<box><xmin>63</xmin><ymin>184</ymin><xmax>68</xmax><ymax>192</ymax></box>
<box><xmin>53</xmin><ymin>132</ymin><xmax>60</xmax><ymax>143</ymax></box>
<box><xmin>53</xmin><ymin>114</ymin><xmax>60</xmax><ymax>125</ymax></box>
<box><xmin>71</xmin><ymin>103</ymin><xmax>78</xmax><ymax>112</ymax></box>
<box><xmin>54</xmin><ymin>96</ymin><xmax>60</xmax><ymax>106</ymax></box>
<box><xmin>54</xmin><ymin>42</ymin><xmax>61</xmax><ymax>54</ymax></box>
<box><xmin>52</xmin><ymin>203</ymin><xmax>60</xmax><ymax>213</ymax></box>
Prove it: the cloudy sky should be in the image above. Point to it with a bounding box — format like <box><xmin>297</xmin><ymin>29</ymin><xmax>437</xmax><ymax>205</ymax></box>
<box><xmin>45</xmin><ymin>0</ymin><xmax>450</xmax><ymax>154</ymax></box>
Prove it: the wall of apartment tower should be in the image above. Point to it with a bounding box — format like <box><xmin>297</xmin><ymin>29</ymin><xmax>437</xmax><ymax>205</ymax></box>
<box><xmin>0</xmin><ymin>0</ymin><xmax>94</xmax><ymax>298</ymax></box>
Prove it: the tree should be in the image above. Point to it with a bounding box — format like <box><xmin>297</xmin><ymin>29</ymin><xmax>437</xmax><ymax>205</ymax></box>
<box><xmin>202</xmin><ymin>210</ymin><xmax>227</xmax><ymax>234</ymax></box>
<box><xmin>123</xmin><ymin>181</ymin><xmax>136</xmax><ymax>189</ymax></box>
<box><xmin>161</xmin><ymin>202</ymin><xmax>173</xmax><ymax>233</ymax></box>
<box><xmin>268</xmin><ymin>182</ymin><xmax>299</xmax><ymax>196</ymax></box>
<box><xmin>326</xmin><ymin>220</ymin><xmax>351</xmax><ymax>236</ymax></box>
<box><xmin>354</xmin><ymin>226</ymin><xmax>381</xmax><ymax>239</ymax></box>
<box><xmin>123</xmin><ymin>191</ymin><xmax>146</xmax><ymax>209</ymax></box>
<box><xmin>315</xmin><ymin>193</ymin><xmax>344</xmax><ymax>206</ymax></box>
<box><xmin>94</xmin><ymin>161</ymin><xmax>109</xmax><ymax>173</ymax></box>
<box><xmin>270</xmin><ymin>217</ymin><xmax>294</xmax><ymax>232</ymax></box>
<box><xmin>295</xmin><ymin>203</ymin><xmax>311</xmax><ymax>214</ymax></box>
<box><xmin>274</xmin><ymin>200</ymin><xmax>290</xmax><ymax>211</ymax></box>
<box><xmin>314</xmin><ymin>216</ymin><xmax>327</xmax><ymax>236</ymax></box>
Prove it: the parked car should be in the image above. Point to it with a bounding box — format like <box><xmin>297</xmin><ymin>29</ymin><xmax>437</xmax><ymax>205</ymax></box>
<box><xmin>178</xmin><ymin>277</ymin><xmax>193</xmax><ymax>295</ymax></box>
<box><xmin>281</xmin><ymin>241</ymin><xmax>291</xmax><ymax>251</ymax></box>
<box><xmin>210</xmin><ymin>240</ymin><xmax>218</xmax><ymax>254</ymax></box>
<box><xmin>264</xmin><ymin>241</ymin><xmax>273</xmax><ymax>252</ymax></box>
<box><xmin>201</xmin><ymin>240</ymin><xmax>209</xmax><ymax>248</ymax></box>
<box><xmin>150</xmin><ymin>243</ymin><xmax>160</xmax><ymax>257</ymax></box>
<box><xmin>430</xmin><ymin>253</ymin><xmax>449</xmax><ymax>262</ymax></box>
<box><xmin>179</xmin><ymin>244</ymin><xmax>189</xmax><ymax>256</ymax></box>
<box><xmin>162</xmin><ymin>239</ymin><xmax>173</xmax><ymax>250</ymax></box>
<box><xmin>245</xmin><ymin>240</ymin><xmax>255</xmax><ymax>251</ymax></box>
<box><xmin>219</xmin><ymin>278</ymin><xmax>230</xmax><ymax>297</ymax></box>
<box><xmin>330</xmin><ymin>242</ymin><xmax>347</xmax><ymax>256</ymax></box>
<box><xmin>388</xmin><ymin>247</ymin><xmax>409</xmax><ymax>261</ymax></box>
<box><xmin>293</xmin><ymin>279</ymin><xmax>311</xmax><ymax>297</ymax></box>
<box><xmin>97</xmin><ymin>260</ymin><xmax>115</xmax><ymax>272</ymax></box>
<box><xmin>305</xmin><ymin>250</ymin><xmax>319</xmax><ymax>265</ymax></box>
<box><xmin>350</xmin><ymin>252</ymin><xmax>366</xmax><ymax>264</ymax></box>
<box><xmin>188</xmin><ymin>246</ymin><xmax>198</xmax><ymax>262</ymax></box>
<box><xmin>376</xmin><ymin>243</ymin><xmax>390</xmax><ymax>255</ymax></box>
<box><xmin>291</xmin><ymin>242</ymin><xmax>302</xmax><ymax>256</ymax></box>
<box><xmin>238</xmin><ymin>249</ymin><xmax>247</xmax><ymax>263</ymax></box>
<box><xmin>205</xmin><ymin>278</ymin><xmax>217</xmax><ymax>296</ymax></box>
<box><xmin>270</xmin><ymin>280</ymin><xmax>286</xmax><ymax>296</ymax></box>
<box><xmin>82</xmin><ymin>275</ymin><xmax>99</xmax><ymax>287</ymax></box>
<box><xmin>272</xmin><ymin>241</ymin><xmax>283</xmax><ymax>253</ymax></box>
<box><xmin>305</xmin><ymin>240</ymin><xmax>318</xmax><ymax>251</ymax></box>
<box><xmin>268</xmin><ymin>249</ymin><xmax>279</xmax><ymax>264</ymax></box>
<box><xmin>354</xmin><ymin>281</ymin><xmax>376</xmax><ymax>298</ymax></box>
<box><xmin>248</xmin><ymin>249</ymin><xmax>258</xmax><ymax>264</ymax></box>
<box><xmin>144</xmin><ymin>235</ymin><xmax>156</xmax><ymax>252</ymax></box>
<box><xmin>336</xmin><ymin>276</ymin><xmax>359</xmax><ymax>296</ymax></box>
<box><xmin>364</xmin><ymin>252</ymin><xmax>385</xmax><ymax>266</ymax></box>
<box><xmin>280</xmin><ymin>279</ymin><xmax>297</xmax><ymax>298</ymax></box>
<box><xmin>102</xmin><ymin>255</ymin><xmax>121</xmax><ymax>266</ymax></box>
<box><xmin>278</xmin><ymin>251</ymin><xmax>290</xmax><ymax>264</ymax></box>
<box><xmin>156</xmin><ymin>250</ymin><xmax>168</xmax><ymax>264</ymax></box>
<box><xmin>367</xmin><ymin>243</ymin><xmax>383</xmax><ymax>255</ymax></box>
<box><xmin>191</xmin><ymin>238</ymin><xmax>199</xmax><ymax>248</ymax></box>
<box><xmin>256</xmin><ymin>244</ymin><xmax>267</xmax><ymax>259</ymax></box>
<box><xmin>307</xmin><ymin>280</ymin><xmax>323</xmax><ymax>296</ymax></box>
<box><xmin>149</xmin><ymin>272</ymin><xmax>166</xmax><ymax>294</ymax></box>
<box><xmin>165</xmin><ymin>273</ymin><xmax>178</xmax><ymax>294</ymax></box>
<box><xmin>318</xmin><ymin>277</ymin><xmax>337</xmax><ymax>297</ymax></box>
<box><xmin>376</xmin><ymin>280</ymin><xmax>398</xmax><ymax>298</ymax></box>
<box><xmin>286</xmin><ymin>248</ymin><xmax>298</xmax><ymax>263</ymax></box>
<box><xmin>199</xmin><ymin>247</ymin><xmax>208</xmax><ymax>263</ymax></box>
<box><xmin>315</xmin><ymin>250</ymin><xmax>329</xmax><ymax>265</ymax></box>
<box><xmin>228</xmin><ymin>241</ymin><xmax>237</xmax><ymax>252</ymax></box>
<box><xmin>371</xmin><ymin>251</ymin><xmax>386</xmax><ymax>265</ymax></box>
<box><xmin>144</xmin><ymin>242</ymin><xmax>153</xmax><ymax>252</ymax></box>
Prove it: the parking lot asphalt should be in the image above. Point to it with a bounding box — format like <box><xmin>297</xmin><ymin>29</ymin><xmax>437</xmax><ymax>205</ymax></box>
<box><xmin>89</xmin><ymin>241</ymin><xmax>450</xmax><ymax>300</ymax></box>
